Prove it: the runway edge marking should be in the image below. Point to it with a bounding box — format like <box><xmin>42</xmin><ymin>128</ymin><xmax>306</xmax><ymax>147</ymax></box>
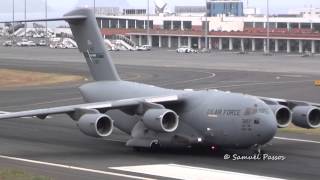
<box><xmin>110</xmin><ymin>163</ymin><xmax>286</xmax><ymax>180</ymax></box>
<box><xmin>0</xmin><ymin>155</ymin><xmax>156</xmax><ymax>180</ymax></box>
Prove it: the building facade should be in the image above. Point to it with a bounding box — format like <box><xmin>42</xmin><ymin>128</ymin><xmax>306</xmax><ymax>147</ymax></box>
<box><xmin>96</xmin><ymin>8</ymin><xmax>320</xmax><ymax>54</ymax></box>
<box><xmin>207</xmin><ymin>0</ymin><xmax>244</xmax><ymax>17</ymax></box>
<box><xmin>175</xmin><ymin>6</ymin><xmax>206</xmax><ymax>16</ymax></box>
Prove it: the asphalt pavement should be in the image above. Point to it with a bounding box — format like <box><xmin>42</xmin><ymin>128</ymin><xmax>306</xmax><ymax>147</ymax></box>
<box><xmin>0</xmin><ymin>47</ymin><xmax>319</xmax><ymax>180</ymax></box>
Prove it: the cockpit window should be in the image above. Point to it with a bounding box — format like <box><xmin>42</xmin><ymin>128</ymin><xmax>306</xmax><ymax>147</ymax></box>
<box><xmin>258</xmin><ymin>108</ymin><xmax>270</xmax><ymax>115</ymax></box>
<box><xmin>244</xmin><ymin>107</ymin><xmax>270</xmax><ymax>116</ymax></box>
<box><xmin>244</xmin><ymin>107</ymin><xmax>257</xmax><ymax>116</ymax></box>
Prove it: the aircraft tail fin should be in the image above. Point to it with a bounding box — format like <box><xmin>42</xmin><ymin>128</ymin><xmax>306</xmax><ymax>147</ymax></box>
<box><xmin>63</xmin><ymin>8</ymin><xmax>120</xmax><ymax>81</ymax></box>
<box><xmin>0</xmin><ymin>8</ymin><xmax>120</xmax><ymax>81</ymax></box>
<box><xmin>64</xmin><ymin>8</ymin><xmax>120</xmax><ymax>81</ymax></box>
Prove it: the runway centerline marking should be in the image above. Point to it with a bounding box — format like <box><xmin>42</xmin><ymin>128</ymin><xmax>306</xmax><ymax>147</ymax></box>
<box><xmin>110</xmin><ymin>163</ymin><xmax>285</xmax><ymax>180</ymax></box>
<box><xmin>159</xmin><ymin>72</ymin><xmax>216</xmax><ymax>86</ymax></box>
<box><xmin>0</xmin><ymin>155</ymin><xmax>156</xmax><ymax>180</ymax></box>
<box><xmin>274</xmin><ymin>137</ymin><xmax>320</xmax><ymax>144</ymax></box>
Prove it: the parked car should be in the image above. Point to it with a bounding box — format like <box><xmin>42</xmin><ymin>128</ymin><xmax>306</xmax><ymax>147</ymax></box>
<box><xmin>37</xmin><ymin>40</ymin><xmax>47</xmax><ymax>46</ymax></box>
<box><xmin>301</xmin><ymin>51</ymin><xmax>313</xmax><ymax>57</ymax></box>
<box><xmin>17</xmin><ymin>39</ymin><xmax>28</xmax><ymax>46</ymax></box>
<box><xmin>26</xmin><ymin>41</ymin><xmax>36</xmax><ymax>46</ymax></box>
<box><xmin>199</xmin><ymin>48</ymin><xmax>211</xmax><ymax>53</ymax></box>
<box><xmin>2</xmin><ymin>40</ymin><xmax>13</xmax><ymax>47</ymax></box>
<box><xmin>137</xmin><ymin>45</ymin><xmax>152</xmax><ymax>51</ymax></box>
<box><xmin>17</xmin><ymin>39</ymin><xmax>36</xmax><ymax>47</ymax></box>
<box><xmin>50</xmin><ymin>43</ymin><xmax>66</xmax><ymax>49</ymax></box>
<box><xmin>176</xmin><ymin>46</ymin><xmax>198</xmax><ymax>53</ymax></box>
<box><xmin>107</xmin><ymin>46</ymin><xmax>120</xmax><ymax>51</ymax></box>
<box><xmin>33</xmin><ymin>34</ymin><xmax>42</xmax><ymax>38</ymax></box>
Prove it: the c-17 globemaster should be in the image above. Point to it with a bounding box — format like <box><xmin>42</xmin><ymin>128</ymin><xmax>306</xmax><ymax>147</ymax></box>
<box><xmin>0</xmin><ymin>8</ymin><xmax>319</xmax><ymax>153</ymax></box>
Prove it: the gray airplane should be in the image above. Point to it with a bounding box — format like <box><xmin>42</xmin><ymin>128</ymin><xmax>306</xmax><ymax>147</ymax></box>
<box><xmin>0</xmin><ymin>8</ymin><xmax>319</xmax><ymax>153</ymax></box>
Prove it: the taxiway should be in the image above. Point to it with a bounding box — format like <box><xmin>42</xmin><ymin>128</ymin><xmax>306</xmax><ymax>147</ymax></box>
<box><xmin>0</xmin><ymin>47</ymin><xmax>319</xmax><ymax>180</ymax></box>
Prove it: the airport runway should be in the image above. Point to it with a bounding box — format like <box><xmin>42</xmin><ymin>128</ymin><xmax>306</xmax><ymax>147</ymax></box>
<box><xmin>0</xmin><ymin>47</ymin><xmax>319</xmax><ymax>180</ymax></box>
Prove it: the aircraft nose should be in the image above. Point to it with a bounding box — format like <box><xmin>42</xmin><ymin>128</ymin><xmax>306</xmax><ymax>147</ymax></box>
<box><xmin>256</xmin><ymin>108</ymin><xmax>278</xmax><ymax>145</ymax></box>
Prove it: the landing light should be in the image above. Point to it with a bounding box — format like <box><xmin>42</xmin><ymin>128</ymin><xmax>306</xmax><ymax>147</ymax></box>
<box><xmin>197</xmin><ymin>138</ymin><xmax>202</xmax><ymax>142</ymax></box>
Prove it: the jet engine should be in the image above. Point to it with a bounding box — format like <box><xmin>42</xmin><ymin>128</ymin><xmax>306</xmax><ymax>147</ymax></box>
<box><xmin>292</xmin><ymin>106</ymin><xmax>320</xmax><ymax>129</ymax></box>
<box><xmin>269</xmin><ymin>105</ymin><xmax>292</xmax><ymax>128</ymax></box>
<box><xmin>142</xmin><ymin>109</ymin><xmax>179</xmax><ymax>133</ymax></box>
<box><xmin>77</xmin><ymin>113</ymin><xmax>114</xmax><ymax>137</ymax></box>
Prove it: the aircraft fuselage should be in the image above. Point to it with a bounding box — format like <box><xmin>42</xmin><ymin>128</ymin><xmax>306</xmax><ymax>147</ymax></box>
<box><xmin>80</xmin><ymin>81</ymin><xmax>278</xmax><ymax>148</ymax></box>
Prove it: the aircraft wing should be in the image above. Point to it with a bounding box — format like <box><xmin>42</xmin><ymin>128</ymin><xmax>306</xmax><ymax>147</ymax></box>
<box><xmin>0</xmin><ymin>95</ymin><xmax>180</xmax><ymax>120</ymax></box>
<box><xmin>257</xmin><ymin>96</ymin><xmax>320</xmax><ymax>129</ymax></box>
<box><xmin>258</xmin><ymin>96</ymin><xmax>320</xmax><ymax>109</ymax></box>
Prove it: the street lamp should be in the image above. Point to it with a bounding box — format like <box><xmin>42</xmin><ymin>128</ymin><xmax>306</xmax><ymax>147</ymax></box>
<box><xmin>205</xmin><ymin>0</ymin><xmax>208</xmax><ymax>50</ymax></box>
<box><xmin>266</xmin><ymin>0</ymin><xmax>270</xmax><ymax>54</ymax></box>
<box><xmin>94</xmin><ymin>0</ymin><xmax>96</xmax><ymax>14</ymax></box>
<box><xmin>147</xmin><ymin>0</ymin><xmax>150</xmax><ymax>46</ymax></box>
<box><xmin>24</xmin><ymin>0</ymin><xmax>26</xmax><ymax>38</ymax></box>
<box><xmin>45</xmin><ymin>0</ymin><xmax>48</xmax><ymax>40</ymax></box>
<box><xmin>12</xmin><ymin>0</ymin><xmax>14</xmax><ymax>41</ymax></box>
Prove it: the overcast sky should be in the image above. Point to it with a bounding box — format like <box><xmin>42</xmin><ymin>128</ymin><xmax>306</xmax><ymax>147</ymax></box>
<box><xmin>0</xmin><ymin>0</ymin><xmax>319</xmax><ymax>20</ymax></box>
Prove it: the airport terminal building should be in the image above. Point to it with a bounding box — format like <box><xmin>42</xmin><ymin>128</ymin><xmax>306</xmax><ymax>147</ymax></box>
<box><xmin>96</xmin><ymin>0</ymin><xmax>320</xmax><ymax>54</ymax></box>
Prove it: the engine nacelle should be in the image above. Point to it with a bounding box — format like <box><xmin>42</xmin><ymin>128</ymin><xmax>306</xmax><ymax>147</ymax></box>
<box><xmin>142</xmin><ymin>109</ymin><xmax>179</xmax><ymax>133</ymax></box>
<box><xmin>292</xmin><ymin>106</ymin><xmax>320</xmax><ymax>129</ymax></box>
<box><xmin>77</xmin><ymin>113</ymin><xmax>114</xmax><ymax>137</ymax></box>
<box><xmin>269</xmin><ymin>105</ymin><xmax>292</xmax><ymax>128</ymax></box>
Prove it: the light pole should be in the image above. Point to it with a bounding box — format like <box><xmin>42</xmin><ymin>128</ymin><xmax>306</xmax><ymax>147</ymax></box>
<box><xmin>204</xmin><ymin>0</ymin><xmax>208</xmax><ymax>50</ymax></box>
<box><xmin>45</xmin><ymin>0</ymin><xmax>48</xmax><ymax>41</ymax></box>
<box><xmin>147</xmin><ymin>0</ymin><xmax>150</xmax><ymax>46</ymax></box>
<box><xmin>94</xmin><ymin>0</ymin><xmax>96</xmax><ymax>14</ymax></box>
<box><xmin>266</xmin><ymin>0</ymin><xmax>270</xmax><ymax>54</ymax></box>
<box><xmin>24</xmin><ymin>0</ymin><xmax>26</xmax><ymax>39</ymax></box>
<box><xmin>12</xmin><ymin>0</ymin><xmax>14</xmax><ymax>41</ymax></box>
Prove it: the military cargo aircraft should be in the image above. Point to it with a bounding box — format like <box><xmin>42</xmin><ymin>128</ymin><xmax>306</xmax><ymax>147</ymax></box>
<box><xmin>0</xmin><ymin>8</ymin><xmax>319</xmax><ymax>153</ymax></box>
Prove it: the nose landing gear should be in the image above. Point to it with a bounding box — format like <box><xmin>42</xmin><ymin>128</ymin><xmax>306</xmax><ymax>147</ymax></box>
<box><xmin>252</xmin><ymin>144</ymin><xmax>266</xmax><ymax>155</ymax></box>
